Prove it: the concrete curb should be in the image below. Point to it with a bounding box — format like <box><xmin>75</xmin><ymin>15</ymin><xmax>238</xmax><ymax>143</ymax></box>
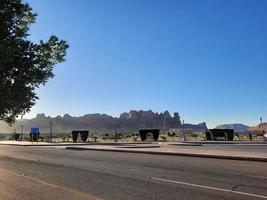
<box><xmin>0</xmin><ymin>142</ymin><xmax>153</xmax><ymax>147</ymax></box>
<box><xmin>65</xmin><ymin>147</ymin><xmax>267</xmax><ymax>162</ymax></box>
<box><xmin>182</xmin><ymin>141</ymin><xmax>267</xmax><ymax>145</ymax></box>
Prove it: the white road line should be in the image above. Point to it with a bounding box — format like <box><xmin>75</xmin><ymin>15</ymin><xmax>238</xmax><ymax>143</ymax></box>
<box><xmin>151</xmin><ymin>177</ymin><xmax>267</xmax><ymax>199</ymax></box>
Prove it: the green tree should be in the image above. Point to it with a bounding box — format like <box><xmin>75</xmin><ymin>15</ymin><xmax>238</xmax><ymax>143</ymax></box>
<box><xmin>0</xmin><ymin>0</ymin><xmax>69</xmax><ymax>124</ymax></box>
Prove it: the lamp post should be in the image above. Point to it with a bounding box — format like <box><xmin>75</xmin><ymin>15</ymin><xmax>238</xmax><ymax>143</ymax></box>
<box><xmin>183</xmin><ymin>120</ymin><xmax>186</xmax><ymax>142</ymax></box>
<box><xmin>114</xmin><ymin>120</ymin><xmax>118</xmax><ymax>142</ymax></box>
<box><xmin>49</xmin><ymin>121</ymin><xmax>53</xmax><ymax>142</ymax></box>
<box><xmin>260</xmin><ymin>117</ymin><xmax>264</xmax><ymax>134</ymax></box>
<box><xmin>20</xmin><ymin>114</ymin><xmax>24</xmax><ymax>141</ymax></box>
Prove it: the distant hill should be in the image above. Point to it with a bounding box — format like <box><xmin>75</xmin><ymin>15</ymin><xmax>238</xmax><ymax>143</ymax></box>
<box><xmin>247</xmin><ymin>123</ymin><xmax>267</xmax><ymax>133</ymax></box>
<box><xmin>215</xmin><ymin>124</ymin><xmax>249</xmax><ymax>132</ymax></box>
<box><xmin>0</xmin><ymin>110</ymin><xmax>207</xmax><ymax>134</ymax></box>
<box><xmin>183</xmin><ymin>122</ymin><xmax>208</xmax><ymax>133</ymax></box>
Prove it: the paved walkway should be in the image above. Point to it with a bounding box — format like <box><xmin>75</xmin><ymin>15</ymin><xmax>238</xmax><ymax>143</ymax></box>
<box><xmin>65</xmin><ymin>142</ymin><xmax>267</xmax><ymax>161</ymax></box>
<box><xmin>1</xmin><ymin>140</ymin><xmax>267</xmax><ymax>162</ymax></box>
<box><xmin>0</xmin><ymin>141</ymin><xmax>85</xmax><ymax>146</ymax></box>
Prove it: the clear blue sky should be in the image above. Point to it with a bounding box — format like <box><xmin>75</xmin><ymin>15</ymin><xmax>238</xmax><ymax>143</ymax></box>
<box><xmin>24</xmin><ymin>0</ymin><xmax>267</xmax><ymax>128</ymax></box>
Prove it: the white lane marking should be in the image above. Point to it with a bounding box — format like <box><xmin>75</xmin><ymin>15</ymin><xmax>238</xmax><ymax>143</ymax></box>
<box><xmin>151</xmin><ymin>177</ymin><xmax>267</xmax><ymax>199</ymax></box>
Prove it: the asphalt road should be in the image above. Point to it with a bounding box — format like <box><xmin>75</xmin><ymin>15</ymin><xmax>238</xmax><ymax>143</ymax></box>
<box><xmin>0</xmin><ymin>145</ymin><xmax>266</xmax><ymax>200</ymax></box>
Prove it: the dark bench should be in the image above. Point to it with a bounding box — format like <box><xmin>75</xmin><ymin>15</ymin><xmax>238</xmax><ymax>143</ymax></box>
<box><xmin>206</xmin><ymin>129</ymin><xmax>234</xmax><ymax>141</ymax></box>
<box><xmin>72</xmin><ymin>130</ymin><xmax>89</xmax><ymax>142</ymax></box>
<box><xmin>139</xmin><ymin>129</ymin><xmax>160</xmax><ymax>141</ymax></box>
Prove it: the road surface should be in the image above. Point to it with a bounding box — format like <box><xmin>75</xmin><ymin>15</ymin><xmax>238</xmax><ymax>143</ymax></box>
<box><xmin>0</xmin><ymin>145</ymin><xmax>266</xmax><ymax>200</ymax></box>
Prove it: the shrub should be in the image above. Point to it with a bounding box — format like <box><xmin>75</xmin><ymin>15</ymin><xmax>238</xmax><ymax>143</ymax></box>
<box><xmin>91</xmin><ymin>135</ymin><xmax>98</xmax><ymax>142</ymax></box>
<box><xmin>13</xmin><ymin>133</ymin><xmax>20</xmax><ymax>141</ymax></box>
<box><xmin>132</xmin><ymin>136</ymin><xmax>138</xmax><ymax>142</ymax></box>
<box><xmin>190</xmin><ymin>133</ymin><xmax>198</xmax><ymax>138</ymax></box>
<box><xmin>160</xmin><ymin>135</ymin><xmax>167</xmax><ymax>142</ymax></box>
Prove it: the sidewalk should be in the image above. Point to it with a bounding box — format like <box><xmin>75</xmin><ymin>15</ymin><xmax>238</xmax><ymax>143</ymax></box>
<box><xmin>64</xmin><ymin>142</ymin><xmax>267</xmax><ymax>162</ymax></box>
<box><xmin>0</xmin><ymin>140</ymin><xmax>154</xmax><ymax>146</ymax></box>
<box><xmin>0</xmin><ymin>140</ymin><xmax>84</xmax><ymax>146</ymax></box>
<box><xmin>1</xmin><ymin>140</ymin><xmax>267</xmax><ymax>162</ymax></box>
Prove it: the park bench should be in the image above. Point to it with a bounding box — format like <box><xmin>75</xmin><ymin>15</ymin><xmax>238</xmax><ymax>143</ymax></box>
<box><xmin>206</xmin><ymin>129</ymin><xmax>234</xmax><ymax>141</ymax></box>
<box><xmin>139</xmin><ymin>129</ymin><xmax>160</xmax><ymax>141</ymax></box>
<box><xmin>72</xmin><ymin>130</ymin><xmax>89</xmax><ymax>142</ymax></box>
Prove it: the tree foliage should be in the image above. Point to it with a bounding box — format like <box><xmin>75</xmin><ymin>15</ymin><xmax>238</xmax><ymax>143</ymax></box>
<box><xmin>0</xmin><ymin>0</ymin><xmax>69</xmax><ymax>124</ymax></box>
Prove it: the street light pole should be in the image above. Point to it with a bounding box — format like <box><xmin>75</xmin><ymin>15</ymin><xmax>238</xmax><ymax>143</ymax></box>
<box><xmin>114</xmin><ymin>119</ymin><xmax>119</xmax><ymax>142</ymax></box>
<box><xmin>260</xmin><ymin>117</ymin><xmax>264</xmax><ymax>134</ymax></box>
<box><xmin>183</xmin><ymin>120</ymin><xmax>186</xmax><ymax>142</ymax></box>
<box><xmin>49</xmin><ymin>121</ymin><xmax>53</xmax><ymax>142</ymax></box>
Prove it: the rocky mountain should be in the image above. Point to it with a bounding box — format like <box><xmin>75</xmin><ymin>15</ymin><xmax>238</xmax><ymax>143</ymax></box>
<box><xmin>215</xmin><ymin>124</ymin><xmax>249</xmax><ymax>132</ymax></box>
<box><xmin>183</xmin><ymin>122</ymin><xmax>208</xmax><ymax>133</ymax></box>
<box><xmin>247</xmin><ymin>123</ymin><xmax>267</xmax><ymax>133</ymax></box>
<box><xmin>0</xmin><ymin>110</ymin><xmax>207</xmax><ymax>134</ymax></box>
